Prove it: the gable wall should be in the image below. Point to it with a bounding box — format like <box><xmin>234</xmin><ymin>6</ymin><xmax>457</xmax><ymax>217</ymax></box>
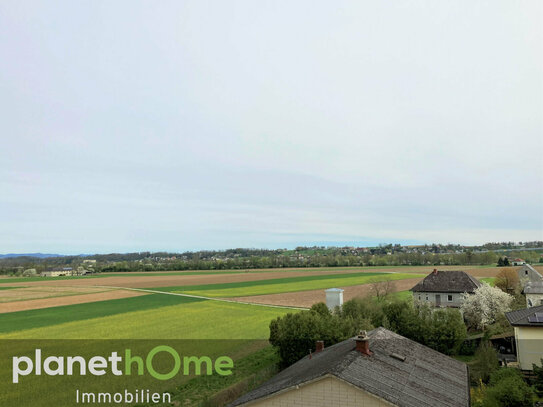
<box><xmin>245</xmin><ymin>376</ymin><xmax>394</xmax><ymax>407</ymax></box>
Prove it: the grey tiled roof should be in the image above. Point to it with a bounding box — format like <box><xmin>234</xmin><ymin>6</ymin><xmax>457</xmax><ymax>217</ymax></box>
<box><xmin>229</xmin><ymin>327</ymin><xmax>469</xmax><ymax>407</ymax></box>
<box><xmin>410</xmin><ymin>270</ymin><xmax>481</xmax><ymax>293</ymax></box>
<box><xmin>505</xmin><ymin>304</ymin><xmax>543</xmax><ymax>326</ymax></box>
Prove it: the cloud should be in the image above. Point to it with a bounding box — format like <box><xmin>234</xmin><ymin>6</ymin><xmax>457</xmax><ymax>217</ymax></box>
<box><xmin>0</xmin><ymin>0</ymin><xmax>541</xmax><ymax>253</ymax></box>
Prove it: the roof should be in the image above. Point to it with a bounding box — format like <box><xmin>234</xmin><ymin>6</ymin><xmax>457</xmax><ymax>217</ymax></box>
<box><xmin>229</xmin><ymin>327</ymin><xmax>469</xmax><ymax>407</ymax></box>
<box><xmin>524</xmin><ymin>281</ymin><xmax>543</xmax><ymax>294</ymax></box>
<box><xmin>506</xmin><ymin>304</ymin><xmax>543</xmax><ymax>327</ymax></box>
<box><xmin>410</xmin><ymin>270</ymin><xmax>481</xmax><ymax>293</ymax></box>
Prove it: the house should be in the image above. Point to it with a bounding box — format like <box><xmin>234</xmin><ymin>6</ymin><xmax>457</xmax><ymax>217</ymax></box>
<box><xmin>40</xmin><ymin>267</ymin><xmax>87</xmax><ymax>277</ymax></box>
<box><xmin>410</xmin><ymin>270</ymin><xmax>482</xmax><ymax>308</ymax></box>
<box><xmin>517</xmin><ymin>264</ymin><xmax>543</xmax><ymax>285</ymax></box>
<box><xmin>229</xmin><ymin>328</ymin><xmax>470</xmax><ymax>407</ymax></box>
<box><xmin>511</xmin><ymin>258</ymin><xmax>527</xmax><ymax>266</ymax></box>
<box><xmin>517</xmin><ymin>264</ymin><xmax>543</xmax><ymax>307</ymax></box>
<box><xmin>524</xmin><ymin>281</ymin><xmax>543</xmax><ymax>307</ymax></box>
<box><xmin>505</xmin><ymin>305</ymin><xmax>543</xmax><ymax>371</ymax></box>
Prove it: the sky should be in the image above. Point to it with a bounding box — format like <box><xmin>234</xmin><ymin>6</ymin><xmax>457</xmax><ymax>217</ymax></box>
<box><xmin>0</xmin><ymin>1</ymin><xmax>542</xmax><ymax>254</ymax></box>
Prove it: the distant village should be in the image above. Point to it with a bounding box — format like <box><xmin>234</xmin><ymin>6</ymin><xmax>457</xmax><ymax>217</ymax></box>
<box><xmin>1</xmin><ymin>241</ymin><xmax>542</xmax><ymax>276</ymax></box>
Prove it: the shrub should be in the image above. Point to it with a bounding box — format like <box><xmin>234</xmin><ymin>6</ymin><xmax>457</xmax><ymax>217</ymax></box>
<box><xmin>470</xmin><ymin>341</ymin><xmax>499</xmax><ymax>384</ymax></box>
<box><xmin>269</xmin><ymin>308</ymin><xmax>371</xmax><ymax>367</ymax></box>
<box><xmin>483</xmin><ymin>368</ymin><xmax>534</xmax><ymax>407</ymax></box>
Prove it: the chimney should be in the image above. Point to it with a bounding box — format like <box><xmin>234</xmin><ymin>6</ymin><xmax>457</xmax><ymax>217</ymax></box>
<box><xmin>355</xmin><ymin>330</ymin><xmax>372</xmax><ymax>356</ymax></box>
<box><xmin>315</xmin><ymin>340</ymin><xmax>324</xmax><ymax>353</ymax></box>
<box><xmin>433</xmin><ymin>268</ymin><xmax>438</xmax><ymax>275</ymax></box>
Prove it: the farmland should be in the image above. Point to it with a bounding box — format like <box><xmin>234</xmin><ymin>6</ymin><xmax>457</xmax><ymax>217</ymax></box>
<box><xmin>0</xmin><ymin>298</ymin><xmax>291</xmax><ymax>339</ymax></box>
<box><xmin>151</xmin><ymin>272</ymin><xmax>424</xmax><ymax>298</ymax></box>
<box><xmin>0</xmin><ymin>265</ymin><xmax>509</xmax><ymax>406</ymax></box>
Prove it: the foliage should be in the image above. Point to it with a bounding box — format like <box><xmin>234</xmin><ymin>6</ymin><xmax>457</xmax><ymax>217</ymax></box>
<box><xmin>532</xmin><ymin>358</ymin><xmax>543</xmax><ymax>392</ymax></box>
<box><xmin>470</xmin><ymin>380</ymin><xmax>487</xmax><ymax>407</ymax></box>
<box><xmin>495</xmin><ymin>268</ymin><xmax>520</xmax><ymax>293</ymax></box>
<box><xmin>382</xmin><ymin>301</ymin><xmax>424</xmax><ymax>342</ymax></box>
<box><xmin>482</xmin><ymin>368</ymin><xmax>534</xmax><ymax>407</ymax></box>
<box><xmin>369</xmin><ymin>279</ymin><xmax>396</xmax><ymax>301</ymax></box>
<box><xmin>340</xmin><ymin>297</ymin><xmax>386</xmax><ymax>327</ymax></box>
<box><xmin>470</xmin><ymin>341</ymin><xmax>499</xmax><ymax>384</ymax></box>
<box><xmin>2</xmin><ymin>243</ymin><xmax>542</xmax><ymax>275</ymax></box>
<box><xmin>461</xmin><ymin>284</ymin><xmax>514</xmax><ymax>330</ymax></box>
<box><xmin>497</xmin><ymin>257</ymin><xmax>511</xmax><ymax>267</ymax></box>
<box><xmin>382</xmin><ymin>301</ymin><xmax>466</xmax><ymax>355</ymax></box>
<box><xmin>421</xmin><ymin>308</ymin><xmax>467</xmax><ymax>355</ymax></box>
<box><xmin>310</xmin><ymin>302</ymin><xmax>331</xmax><ymax>317</ymax></box>
<box><xmin>269</xmin><ymin>306</ymin><xmax>371</xmax><ymax>367</ymax></box>
<box><xmin>270</xmin><ymin>297</ymin><xmax>468</xmax><ymax>368</ymax></box>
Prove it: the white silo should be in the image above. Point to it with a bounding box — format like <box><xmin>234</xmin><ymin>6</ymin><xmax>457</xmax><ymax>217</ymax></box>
<box><xmin>325</xmin><ymin>288</ymin><xmax>344</xmax><ymax>310</ymax></box>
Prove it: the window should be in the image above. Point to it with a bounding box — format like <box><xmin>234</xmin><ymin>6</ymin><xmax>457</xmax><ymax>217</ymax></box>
<box><xmin>425</xmin><ymin>296</ymin><xmax>429</xmax><ymax>301</ymax></box>
<box><xmin>525</xmin><ymin>270</ymin><xmax>528</xmax><ymax>275</ymax></box>
<box><xmin>418</xmin><ymin>296</ymin><xmax>421</xmax><ymax>300</ymax></box>
<box><xmin>527</xmin><ymin>299</ymin><xmax>532</xmax><ymax>306</ymax></box>
<box><xmin>448</xmin><ymin>295</ymin><xmax>453</xmax><ymax>302</ymax></box>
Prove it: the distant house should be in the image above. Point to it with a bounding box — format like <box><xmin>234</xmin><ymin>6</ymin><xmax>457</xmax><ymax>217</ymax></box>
<box><xmin>410</xmin><ymin>270</ymin><xmax>482</xmax><ymax>308</ymax></box>
<box><xmin>40</xmin><ymin>267</ymin><xmax>87</xmax><ymax>277</ymax></box>
<box><xmin>505</xmin><ymin>305</ymin><xmax>543</xmax><ymax>371</ymax></box>
<box><xmin>524</xmin><ymin>281</ymin><xmax>543</xmax><ymax>308</ymax></box>
<box><xmin>229</xmin><ymin>328</ymin><xmax>470</xmax><ymax>407</ymax></box>
<box><xmin>511</xmin><ymin>258</ymin><xmax>527</xmax><ymax>266</ymax></box>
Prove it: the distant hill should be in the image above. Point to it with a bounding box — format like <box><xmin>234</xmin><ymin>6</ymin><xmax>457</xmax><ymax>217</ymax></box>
<box><xmin>0</xmin><ymin>253</ymin><xmax>66</xmax><ymax>259</ymax></box>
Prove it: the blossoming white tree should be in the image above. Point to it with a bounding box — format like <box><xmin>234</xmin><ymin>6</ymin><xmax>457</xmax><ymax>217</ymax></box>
<box><xmin>460</xmin><ymin>283</ymin><xmax>513</xmax><ymax>330</ymax></box>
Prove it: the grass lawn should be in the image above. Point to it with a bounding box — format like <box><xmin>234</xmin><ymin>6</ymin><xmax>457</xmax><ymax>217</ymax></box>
<box><xmin>0</xmin><ymin>286</ymin><xmax>22</xmax><ymax>290</ymax></box>
<box><xmin>385</xmin><ymin>290</ymin><xmax>413</xmax><ymax>301</ymax></box>
<box><xmin>152</xmin><ymin>272</ymin><xmax>424</xmax><ymax>298</ymax></box>
<box><xmin>480</xmin><ymin>277</ymin><xmax>496</xmax><ymax>286</ymax></box>
<box><xmin>0</xmin><ymin>299</ymin><xmax>293</xmax><ymax>339</ymax></box>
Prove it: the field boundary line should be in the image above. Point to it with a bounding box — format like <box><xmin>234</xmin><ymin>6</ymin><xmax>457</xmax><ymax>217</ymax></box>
<box><xmin>90</xmin><ymin>285</ymin><xmax>309</xmax><ymax>310</ymax></box>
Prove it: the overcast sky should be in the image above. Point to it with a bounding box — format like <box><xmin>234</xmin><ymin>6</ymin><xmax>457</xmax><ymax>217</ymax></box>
<box><xmin>1</xmin><ymin>1</ymin><xmax>542</xmax><ymax>254</ymax></box>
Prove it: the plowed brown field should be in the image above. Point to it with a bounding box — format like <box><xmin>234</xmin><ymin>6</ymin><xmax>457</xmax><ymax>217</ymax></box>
<box><xmin>230</xmin><ymin>278</ymin><xmax>423</xmax><ymax>308</ymax></box>
<box><xmin>0</xmin><ymin>289</ymin><xmax>146</xmax><ymax>313</ymax></box>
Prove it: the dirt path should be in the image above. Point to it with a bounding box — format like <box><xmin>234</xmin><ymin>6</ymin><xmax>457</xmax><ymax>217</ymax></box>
<box><xmin>229</xmin><ymin>277</ymin><xmax>424</xmax><ymax>308</ymax></box>
<box><xmin>0</xmin><ymin>289</ymin><xmax>147</xmax><ymax>313</ymax></box>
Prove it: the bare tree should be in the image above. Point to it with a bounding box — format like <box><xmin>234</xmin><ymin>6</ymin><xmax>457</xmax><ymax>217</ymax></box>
<box><xmin>369</xmin><ymin>278</ymin><xmax>396</xmax><ymax>301</ymax></box>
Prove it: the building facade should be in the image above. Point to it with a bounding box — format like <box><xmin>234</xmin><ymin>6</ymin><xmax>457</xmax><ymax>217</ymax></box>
<box><xmin>410</xmin><ymin>270</ymin><xmax>482</xmax><ymax>308</ymax></box>
<box><xmin>505</xmin><ymin>305</ymin><xmax>543</xmax><ymax>371</ymax></box>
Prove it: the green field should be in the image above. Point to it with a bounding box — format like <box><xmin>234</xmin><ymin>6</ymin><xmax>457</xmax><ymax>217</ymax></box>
<box><xmin>0</xmin><ymin>297</ymin><xmax>292</xmax><ymax>339</ymax></box>
<box><xmin>0</xmin><ymin>286</ymin><xmax>21</xmax><ymax>290</ymax></box>
<box><xmin>152</xmin><ymin>272</ymin><xmax>423</xmax><ymax>297</ymax></box>
<box><xmin>0</xmin><ymin>294</ymin><xmax>205</xmax><ymax>333</ymax></box>
<box><xmin>0</xmin><ymin>292</ymin><xmax>296</xmax><ymax>407</ymax></box>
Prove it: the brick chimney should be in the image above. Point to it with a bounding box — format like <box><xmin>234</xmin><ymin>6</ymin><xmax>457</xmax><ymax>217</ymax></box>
<box><xmin>433</xmin><ymin>268</ymin><xmax>438</xmax><ymax>275</ymax></box>
<box><xmin>315</xmin><ymin>340</ymin><xmax>324</xmax><ymax>353</ymax></box>
<box><xmin>355</xmin><ymin>330</ymin><xmax>372</xmax><ymax>356</ymax></box>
